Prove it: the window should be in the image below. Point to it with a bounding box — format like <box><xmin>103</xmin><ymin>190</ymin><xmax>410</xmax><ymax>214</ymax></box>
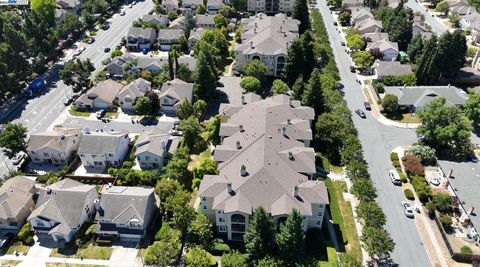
<box><xmin>316</xmin><ymin>220</ymin><xmax>321</xmax><ymax>225</ymax></box>
<box><xmin>80</xmin><ymin>154</ymin><xmax>84</xmax><ymax>157</ymax></box>
<box><xmin>202</xmin><ymin>197</ymin><xmax>206</xmax><ymax>201</ymax></box>
<box><xmin>43</xmin><ymin>153</ymin><xmax>49</xmax><ymax>157</ymax></box>
<box><xmin>218</xmin><ymin>218</ymin><xmax>225</xmax><ymax>223</ymax></box>
<box><xmin>217</xmin><ymin>211</ymin><xmax>222</xmax><ymax>214</ymax></box>
<box><xmin>109</xmin><ymin>153</ymin><xmax>114</xmax><ymax>157</ymax></box>
<box><xmin>317</xmin><ymin>211</ymin><xmax>323</xmax><ymax>217</ymax></box>
<box><xmin>218</xmin><ymin>226</ymin><xmax>227</xmax><ymax>232</ymax></box>
<box><xmin>92</xmin><ymin>155</ymin><xmax>97</xmax><ymax>158</ymax></box>
<box><xmin>145</xmin><ymin>156</ymin><xmax>150</xmax><ymax>161</ymax></box>
<box><xmin>203</xmin><ymin>205</ymin><xmax>207</xmax><ymax>210</ymax></box>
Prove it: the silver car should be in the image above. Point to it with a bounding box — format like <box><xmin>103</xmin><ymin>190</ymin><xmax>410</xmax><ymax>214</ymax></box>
<box><xmin>402</xmin><ymin>201</ymin><xmax>414</xmax><ymax>218</ymax></box>
<box><xmin>11</xmin><ymin>151</ymin><xmax>26</xmax><ymax>165</ymax></box>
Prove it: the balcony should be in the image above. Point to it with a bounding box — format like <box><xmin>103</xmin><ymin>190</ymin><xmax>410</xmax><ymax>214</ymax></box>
<box><xmin>231</xmin><ymin>223</ymin><xmax>245</xmax><ymax>232</ymax></box>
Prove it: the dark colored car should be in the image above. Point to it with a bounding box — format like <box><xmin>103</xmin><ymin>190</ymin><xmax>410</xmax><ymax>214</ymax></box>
<box><xmin>101</xmin><ymin>23</ymin><xmax>110</xmax><ymax>30</ymax></box>
<box><xmin>350</xmin><ymin>66</ymin><xmax>356</xmax><ymax>73</ymax></box>
<box><xmin>364</xmin><ymin>101</ymin><xmax>371</xmax><ymax>110</ymax></box>
<box><xmin>140</xmin><ymin>116</ymin><xmax>158</xmax><ymax>126</ymax></box>
<box><xmin>104</xmin><ymin>47</ymin><xmax>111</xmax><ymax>53</ymax></box>
<box><xmin>341</xmin><ymin>41</ymin><xmax>345</xmax><ymax>46</ymax></box>
<box><xmin>96</xmin><ymin>109</ymin><xmax>106</xmax><ymax>119</ymax></box>
<box><xmin>355</xmin><ymin>109</ymin><xmax>366</xmax><ymax>118</ymax></box>
<box><xmin>87</xmin><ymin>37</ymin><xmax>95</xmax><ymax>44</ymax></box>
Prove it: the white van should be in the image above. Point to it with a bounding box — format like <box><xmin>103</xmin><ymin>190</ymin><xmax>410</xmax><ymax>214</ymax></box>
<box><xmin>388</xmin><ymin>170</ymin><xmax>401</xmax><ymax>185</ymax></box>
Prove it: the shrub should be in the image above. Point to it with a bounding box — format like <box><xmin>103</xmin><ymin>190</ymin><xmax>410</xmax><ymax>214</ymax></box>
<box><xmin>461</xmin><ymin>245</ymin><xmax>473</xmax><ymax>255</ymax></box>
<box><xmin>122</xmin><ymin>161</ymin><xmax>133</xmax><ymax>169</ymax></box>
<box><xmin>405</xmin><ymin>144</ymin><xmax>436</xmax><ymax>165</ymax></box>
<box><xmin>18</xmin><ymin>222</ymin><xmax>33</xmax><ymax>245</ymax></box>
<box><xmin>439</xmin><ymin>214</ymin><xmax>452</xmax><ymax>227</ymax></box>
<box><xmin>191</xmin><ymin>178</ymin><xmax>201</xmax><ymax>190</ymax></box>
<box><xmin>392</xmin><ymin>160</ymin><xmax>400</xmax><ymax>168</ymax></box>
<box><xmin>382</xmin><ymin>94</ymin><xmax>398</xmax><ymax>114</ymax></box>
<box><xmin>390</xmin><ymin>152</ymin><xmax>399</xmax><ymax>161</ymax></box>
<box><xmin>433</xmin><ymin>193</ymin><xmax>453</xmax><ymax>213</ymax></box>
<box><xmin>399</xmin><ymin>173</ymin><xmax>407</xmax><ymax>183</ymax></box>
<box><xmin>404</xmin><ymin>189</ymin><xmax>415</xmax><ymax>200</ymax></box>
<box><xmin>212</xmin><ymin>238</ymin><xmax>230</xmax><ymax>254</ymax></box>
<box><xmin>411</xmin><ymin>175</ymin><xmax>432</xmax><ymax>203</ymax></box>
<box><xmin>221</xmin><ymin>250</ymin><xmax>247</xmax><ymax>267</ymax></box>
<box><xmin>402</xmin><ymin>155</ymin><xmax>424</xmax><ymax>176</ymax></box>
<box><xmin>426</xmin><ymin>201</ymin><xmax>436</xmax><ymax>218</ymax></box>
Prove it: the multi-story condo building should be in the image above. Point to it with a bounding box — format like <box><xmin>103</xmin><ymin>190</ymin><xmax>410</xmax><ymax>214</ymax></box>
<box><xmin>234</xmin><ymin>13</ymin><xmax>299</xmax><ymax>77</ymax></box>
<box><xmin>198</xmin><ymin>95</ymin><xmax>329</xmax><ymax>241</ymax></box>
<box><xmin>247</xmin><ymin>0</ymin><xmax>294</xmax><ymax>13</ymax></box>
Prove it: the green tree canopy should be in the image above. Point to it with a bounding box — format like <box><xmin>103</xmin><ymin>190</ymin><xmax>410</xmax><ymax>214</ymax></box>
<box><xmin>0</xmin><ymin>123</ymin><xmax>28</xmax><ymax>158</ymax></box>
<box><xmin>161</xmin><ymin>147</ymin><xmax>193</xmax><ymax>187</ymax></box>
<box><xmin>194</xmin><ymin>46</ymin><xmax>217</xmax><ymax>101</ymax></box>
<box><xmin>350</xmin><ymin>178</ymin><xmax>377</xmax><ymax>202</ymax></box>
<box><xmin>381</xmin><ymin>94</ymin><xmax>398</xmax><ymax>114</ymax></box>
<box><xmin>302</xmin><ymin>68</ymin><xmax>325</xmax><ymax>115</ymax></box>
<box><xmin>30</xmin><ymin>0</ymin><xmax>56</xmax><ymax>25</ymax></box>
<box><xmin>436</xmin><ymin>1</ymin><xmax>450</xmax><ymax>15</ymax></box>
<box><xmin>244</xmin><ymin>60</ymin><xmax>267</xmax><ymax>83</ymax></box>
<box><xmin>59</xmin><ymin>58</ymin><xmax>95</xmax><ymax>92</ymax></box>
<box><xmin>292</xmin><ymin>0</ymin><xmax>310</xmax><ymax>33</ymax></box>
<box><xmin>204</xmin><ymin>115</ymin><xmax>222</xmax><ymax>145</ymax></box>
<box><xmin>221</xmin><ymin>250</ymin><xmax>247</xmax><ymax>267</ymax></box>
<box><xmin>276</xmin><ymin>209</ymin><xmax>305</xmax><ymax>266</ymax></box>
<box><xmin>352</xmin><ymin>51</ymin><xmax>374</xmax><ymax>72</ymax></box>
<box><xmin>178</xmin><ymin>116</ymin><xmax>205</xmax><ymax>153</ymax></box>
<box><xmin>240</xmin><ymin>76</ymin><xmax>261</xmax><ymax>93</ymax></box>
<box><xmin>134</xmin><ymin>96</ymin><xmax>153</xmax><ymax>115</ymax></box>
<box><xmin>346</xmin><ymin>34</ymin><xmax>365</xmax><ymax>51</ymax></box>
<box><xmin>144</xmin><ymin>229</ymin><xmax>182</xmax><ymax>266</ymax></box>
<box><xmin>185</xmin><ymin>246</ymin><xmax>216</xmax><ymax>267</ymax></box>
<box><xmin>244</xmin><ymin>207</ymin><xmax>276</xmax><ymax>263</ymax></box>
<box><xmin>188</xmin><ymin>212</ymin><xmax>213</xmax><ymax>249</ymax></box>
<box><xmin>356</xmin><ymin>201</ymin><xmax>386</xmax><ymax>228</ymax></box>
<box><xmin>177</xmin><ymin>100</ymin><xmax>195</xmax><ymax>120</ymax></box>
<box><xmin>464</xmin><ymin>93</ymin><xmax>480</xmax><ymax>126</ymax></box>
<box><xmin>283</xmin><ymin>40</ymin><xmax>305</xmax><ymax>86</ymax></box>
<box><xmin>214</xmin><ymin>14</ymin><xmax>228</xmax><ymax>29</ymax></box>
<box><xmin>361</xmin><ymin>227</ymin><xmax>395</xmax><ymax>260</ymax></box>
<box><xmin>271</xmin><ymin>79</ymin><xmax>289</xmax><ymax>95</ymax></box>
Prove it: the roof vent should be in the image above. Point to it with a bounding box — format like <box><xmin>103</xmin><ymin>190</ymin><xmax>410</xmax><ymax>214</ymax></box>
<box><xmin>240</xmin><ymin>165</ymin><xmax>247</xmax><ymax>176</ymax></box>
<box><xmin>241</xmin><ymin>95</ymin><xmax>246</xmax><ymax>105</ymax></box>
<box><xmin>236</xmin><ymin>141</ymin><xmax>242</xmax><ymax>149</ymax></box>
<box><xmin>287</xmin><ymin>119</ymin><xmax>291</xmax><ymax>124</ymax></box>
<box><xmin>282</xmin><ymin>127</ymin><xmax>286</xmax><ymax>136</ymax></box>
<box><xmin>288</xmin><ymin>151</ymin><xmax>294</xmax><ymax>160</ymax></box>
<box><xmin>293</xmin><ymin>185</ymin><xmax>299</xmax><ymax>198</ymax></box>
<box><xmin>60</xmin><ymin>134</ymin><xmax>65</xmax><ymax>140</ymax></box>
<box><xmin>227</xmin><ymin>182</ymin><xmax>234</xmax><ymax>194</ymax></box>
<box><xmin>94</xmin><ymin>198</ymin><xmax>101</xmax><ymax>210</ymax></box>
<box><xmin>250</xmin><ymin>41</ymin><xmax>254</xmax><ymax>49</ymax></box>
<box><xmin>239</xmin><ymin>124</ymin><xmax>244</xmax><ymax>132</ymax></box>
<box><xmin>46</xmin><ymin>187</ymin><xmax>52</xmax><ymax>194</ymax></box>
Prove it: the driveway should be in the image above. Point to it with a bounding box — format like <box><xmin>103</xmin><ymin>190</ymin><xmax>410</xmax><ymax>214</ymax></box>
<box><xmin>109</xmin><ymin>246</ymin><xmax>142</xmax><ymax>267</ymax></box>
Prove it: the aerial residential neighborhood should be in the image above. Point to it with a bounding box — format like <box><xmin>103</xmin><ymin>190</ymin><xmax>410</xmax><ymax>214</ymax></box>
<box><xmin>1</xmin><ymin>0</ymin><xmax>480</xmax><ymax>265</ymax></box>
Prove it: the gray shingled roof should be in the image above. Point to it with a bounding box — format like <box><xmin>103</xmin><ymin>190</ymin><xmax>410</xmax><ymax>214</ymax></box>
<box><xmin>384</xmin><ymin>86</ymin><xmax>469</xmax><ymax>108</ymax></box>
<box><xmin>142</xmin><ymin>14</ymin><xmax>169</xmax><ymax>26</ymax></box>
<box><xmin>28</xmin><ymin>128</ymin><xmax>81</xmax><ymax>153</ymax></box>
<box><xmin>0</xmin><ymin>176</ymin><xmax>36</xmax><ymax>221</ymax></box>
<box><xmin>117</xmin><ymin>78</ymin><xmax>151</xmax><ymax>100</ymax></box>
<box><xmin>134</xmin><ymin>130</ymin><xmax>170</xmax><ymax>157</ymax></box>
<box><xmin>28</xmin><ymin>179</ymin><xmax>96</xmax><ymax>235</ymax></box>
<box><xmin>127</xmin><ymin>27</ymin><xmax>157</xmax><ymax>40</ymax></box>
<box><xmin>158</xmin><ymin>29</ymin><xmax>184</xmax><ymax>40</ymax></box>
<box><xmin>195</xmin><ymin>14</ymin><xmax>216</xmax><ymax>26</ymax></box>
<box><xmin>159</xmin><ymin>78</ymin><xmax>194</xmax><ymax>104</ymax></box>
<box><xmin>78</xmin><ymin>130</ymin><xmax>129</xmax><ymax>154</ymax></box>
<box><xmin>199</xmin><ymin>96</ymin><xmax>328</xmax><ymax>217</ymax></box>
<box><xmin>375</xmin><ymin>61</ymin><xmax>413</xmax><ymax>78</ymax></box>
<box><xmin>96</xmin><ymin>186</ymin><xmax>155</xmax><ymax>225</ymax></box>
<box><xmin>75</xmin><ymin>80</ymin><xmax>124</xmax><ymax>107</ymax></box>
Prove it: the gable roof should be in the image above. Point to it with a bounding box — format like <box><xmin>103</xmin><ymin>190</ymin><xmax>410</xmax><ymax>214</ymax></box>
<box><xmin>28</xmin><ymin>179</ymin><xmax>96</xmax><ymax>234</ymax></box>
<box><xmin>0</xmin><ymin>176</ymin><xmax>36</xmax><ymax>221</ymax></box>
<box><xmin>356</xmin><ymin>18</ymin><xmax>383</xmax><ymax>33</ymax></box>
<box><xmin>384</xmin><ymin>86</ymin><xmax>469</xmax><ymax>108</ymax></box>
<box><xmin>375</xmin><ymin>61</ymin><xmax>413</xmax><ymax>77</ymax></box>
<box><xmin>96</xmin><ymin>186</ymin><xmax>155</xmax><ymax>225</ymax></box>
<box><xmin>28</xmin><ymin>127</ymin><xmax>81</xmax><ymax>153</ymax></box>
<box><xmin>134</xmin><ymin>129</ymin><xmax>170</xmax><ymax>157</ymax></box>
<box><xmin>366</xmin><ymin>38</ymin><xmax>399</xmax><ymax>52</ymax></box>
<box><xmin>75</xmin><ymin>80</ymin><xmax>124</xmax><ymax>106</ymax></box>
<box><xmin>189</xmin><ymin>27</ymin><xmax>206</xmax><ymax>42</ymax></box>
<box><xmin>362</xmin><ymin>31</ymin><xmax>389</xmax><ymax>42</ymax></box>
<box><xmin>158</xmin><ymin>29</ymin><xmax>184</xmax><ymax>40</ymax></box>
<box><xmin>127</xmin><ymin>27</ymin><xmax>157</xmax><ymax>40</ymax></box>
<box><xmin>196</xmin><ymin>14</ymin><xmax>216</xmax><ymax>26</ymax></box>
<box><xmin>117</xmin><ymin>78</ymin><xmax>151</xmax><ymax>100</ymax></box>
<box><xmin>78</xmin><ymin>130</ymin><xmax>129</xmax><ymax>155</ymax></box>
<box><xmin>199</xmin><ymin>96</ymin><xmax>327</xmax><ymax>217</ymax></box>
<box><xmin>142</xmin><ymin>14</ymin><xmax>170</xmax><ymax>26</ymax></box>
<box><xmin>159</xmin><ymin>78</ymin><xmax>194</xmax><ymax>104</ymax></box>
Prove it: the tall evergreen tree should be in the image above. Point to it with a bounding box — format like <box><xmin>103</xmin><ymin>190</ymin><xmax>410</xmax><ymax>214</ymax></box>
<box><xmin>244</xmin><ymin>207</ymin><xmax>275</xmax><ymax>263</ymax></box>
<box><xmin>291</xmin><ymin>75</ymin><xmax>305</xmax><ymax>100</ymax></box>
<box><xmin>407</xmin><ymin>33</ymin><xmax>424</xmax><ymax>64</ymax></box>
<box><xmin>194</xmin><ymin>47</ymin><xmax>217</xmax><ymax>101</ymax></box>
<box><xmin>168</xmin><ymin>52</ymin><xmax>174</xmax><ymax>80</ymax></box>
<box><xmin>283</xmin><ymin>40</ymin><xmax>305</xmax><ymax>86</ymax></box>
<box><xmin>292</xmin><ymin>0</ymin><xmax>310</xmax><ymax>34</ymax></box>
<box><xmin>302</xmin><ymin>68</ymin><xmax>325</xmax><ymax>114</ymax></box>
<box><xmin>302</xmin><ymin>32</ymin><xmax>316</xmax><ymax>79</ymax></box>
<box><xmin>415</xmin><ymin>36</ymin><xmax>439</xmax><ymax>85</ymax></box>
<box><xmin>276</xmin><ymin>209</ymin><xmax>305</xmax><ymax>266</ymax></box>
<box><xmin>437</xmin><ymin>30</ymin><xmax>467</xmax><ymax>79</ymax></box>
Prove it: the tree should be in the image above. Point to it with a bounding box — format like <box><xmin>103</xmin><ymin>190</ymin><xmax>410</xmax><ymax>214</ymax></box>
<box><xmin>244</xmin><ymin>207</ymin><xmax>275</xmax><ymax>263</ymax></box>
<box><xmin>346</xmin><ymin>34</ymin><xmax>365</xmax><ymax>51</ymax></box>
<box><xmin>18</xmin><ymin>222</ymin><xmax>33</xmax><ymax>245</ymax></box>
<box><xmin>59</xmin><ymin>58</ymin><xmax>95</xmax><ymax>92</ymax></box>
<box><xmin>181</xmin><ymin>12</ymin><xmax>196</xmax><ymax>38</ymax></box>
<box><xmin>276</xmin><ymin>209</ymin><xmax>305</xmax><ymax>266</ymax></box>
<box><xmin>301</xmin><ymin>32</ymin><xmax>316</xmax><ymax>79</ymax></box>
<box><xmin>0</xmin><ymin>123</ymin><xmax>28</xmax><ymax>158</ymax></box>
<box><xmin>364</xmin><ymin>0</ymin><xmax>378</xmax><ymax>8</ymax></box>
<box><xmin>144</xmin><ymin>230</ymin><xmax>182</xmax><ymax>266</ymax></box>
<box><xmin>291</xmin><ymin>76</ymin><xmax>304</xmax><ymax>100</ymax></box>
<box><xmin>205</xmin><ymin>115</ymin><xmax>222</xmax><ymax>145</ymax></box>
<box><xmin>356</xmin><ymin>201</ymin><xmax>386</xmax><ymax>228</ymax></box>
<box><xmin>188</xmin><ymin>212</ymin><xmax>213</xmax><ymax>249</ymax></box>
<box><xmin>381</xmin><ymin>94</ymin><xmax>398</xmax><ymax>113</ymax></box>
<box><xmin>433</xmin><ymin>193</ymin><xmax>453</xmax><ymax>212</ymax></box>
<box><xmin>214</xmin><ymin>14</ymin><xmax>228</xmax><ymax>29</ymax></box>
<box><xmin>197</xmin><ymin>3</ymin><xmax>206</xmax><ymax>14</ymax></box>
<box><xmin>315</xmin><ymin>111</ymin><xmax>350</xmax><ymax>161</ymax></box>
<box><xmin>240</xmin><ymin>76</ymin><xmax>261</xmax><ymax>93</ymax></box>
<box><xmin>30</xmin><ymin>0</ymin><xmax>56</xmax><ymax>25</ymax></box>
<box><xmin>244</xmin><ymin>60</ymin><xmax>267</xmax><ymax>83</ymax></box>
<box><xmin>219</xmin><ymin>5</ymin><xmax>236</xmax><ymax>18</ymax></box>
<box><xmin>134</xmin><ymin>96</ymin><xmax>153</xmax><ymax>115</ymax></box>
<box><xmin>177</xmin><ymin>100</ymin><xmax>195</xmax><ymax>120</ymax></box>
<box><xmin>231</xmin><ymin>0</ymin><xmax>246</xmax><ymax>11</ymax></box>
<box><xmin>405</xmin><ymin>144</ymin><xmax>436</xmax><ymax>163</ymax></box>
<box><xmin>417</xmin><ymin>97</ymin><xmax>473</xmax><ymax>156</ymax></box>
<box><xmin>292</xmin><ymin>0</ymin><xmax>310</xmax><ymax>33</ymax></box>
<box><xmin>449</xmin><ymin>12</ymin><xmax>460</xmax><ymax>28</ymax></box>
<box><xmin>178</xmin><ymin>116</ymin><xmax>205</xmax><ymax>153</ymax></box>
<box><xmin>465</xmin><ymin>93</ymin><xmax>480</xmax><ymax>126</ymax></box>
<box><xmin>162</xmin><ymin>147</ymin><xmax>193</xmax><ymax>187</ymax></box>
<box><xmin>352</xmin><ymin>51</ymin><xmax>374</xmax><ymax>72</ymax></box>
<box><xmin>350</xmin><ymin>178</ymin><xmax>377</xmax><ymax>202</ymax></box>
<box><xmin>177</xmin><ymin>63</ymin><xmax>193</xmax><ymax>83</ymax></box>
<box><xmin>179</xmin><ymin>35</ymin><xmax>190</xmax><ymax>54</ymax></box>
<box><xmin>147</xmin><ymin>91</ymin><xmax>160</xmax><ymax>111</ymax></box>
<box><xmin>436</xmin><ymin>1</ymin><xmax>450</xmax><ymax>15</ymax></box>
<box><xmin>361</xmin><ymin>227</ymin><xmax>395</xmax><ymax>260</ymax></box>
<box><xmin>271</xmin><ymin>79</ymin><xmax>289</xmax><ymax>95</ymax></box>
<box><xmin>221</xmin><ymin>251</ymin><xmax>247</xmax><ymax>267</ymax></box>
<box><xmin>165</xmin><ymin>188</ymin><xmax>195</xmax><ymax>232</ymax></box>
<box><xmin>338</xmin><ymin>10</ymin><xmax>352</xmax><ymax>26</ymax></box>
<box><xmin>256</xmin><ymin>257</ymin><xmax>284</xmax><ymax>267</ymax></box>
<box><xmin>407</xmin><ymin>33</ymin><xmax>424</xmax><ymax>64</ymax></box>
<box><xmin>192</xmin><ymin>156</ymin><xmax>217</xmax><ymax>179</ymax></box>
<box><xmin>193</xmin><ymin>99</ymin><xmax>207</xmax><ymax>118</ymax></box>
<box><xmin>110</xmin><ymin>50</ymin><xmax>123</xmax><ymax>58</ymax></box>
<box><xmin>57</xmin><ymin>13</ymin><xmax>82</xmax><ymax>39</ymax></box>
<box><xmin>155</xmin><ymin>178</ymin><xmax>183</xmax><ymax>215</ymax></box>
<box><xmin>302</xmin><ymin>68</ymin><xmax>325</xmax><ymax>114</ymax></box>
<box><xmin>235</xmin><ymin>27</ymin><xmax>242</xmax><ymax>43</ymax></box>
<box><xmin>283</xmin><ymin>40</ymin><xmax>305</xmax><ymax>86</ymax></box>
<box><xmin>185</xmin><ymin>246</ymin><xmax>216</xmax><ymax>267</ymax></box>
<box><xmin>194</xmin><ymin>46</ymin><xmax>217</xmax><ymax>101</ymax></box>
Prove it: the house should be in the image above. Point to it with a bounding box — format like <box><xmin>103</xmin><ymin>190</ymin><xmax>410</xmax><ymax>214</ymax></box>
<box><xmin>162</xmin><ymin>0</ymin><xmax>179</xmax><ymax>13</ymax></box>
<box><xmin>0</xmin><ymin>176</ymin><xmax>37</xmax><ymax>236</ymax></box>
<box><xmin>235</xmin><ymin>13</ymin><xmax>300</xmax><ymax>77</ymax></box>
<box><xmin>106</xmin><ymin>55</ymin><xmax>135</xmax><ymax>79</ymax></box>
<box><xmin>159</xmin><ymin>78</ymin><xmax>194</xmax><ymax>114</ymax></box>
<box><xmin>362</xmin><ymin>31</ymin><xmax>389</xmax><ymax>42</ymax></box>
<box><xmin>461</xmin><ymin>10</ymin><xmax>480</xmax><ymax>29</ymax></box>
<box><xmin>207</xmin><ymin>0</ymin><xmax>224</xmax><ymax>14</ymax></box>
<box><xmin>366</xmin><ymin>38</ymin><xmax>399</xmax><ymax>61</ymax></box>
<box><xmin>158</xmin><ymin>29</ymin><xmax>184</xmax><ymax>51</ymax></box>
<box><xmin>247</xmin><ymin>0</ymin><xmax>295</xmax><ymax>13</ymax></box>
<box><xmin>27</xmin><ymin>127</ymin><xmax>82</xmax><ymax>165</ymax></box>
<box><xmin>351</xmin><ymin>7</ymin><xmax>373</xmax><ymax>24</ymax></box>
<box><xmin>134</xmin><ymin>129</ymin><xmax>180</xmax><ymax>170</ymax></box>
<box><xmin>95</xmin><ymin>186</ymin><xmax>157</xmax><ymax>242</ymax></box>
<box><xmin>188</xmin><ymin>28</ymin><xmax>205</xmax><ymax>48</ymax></box>
<box><xmin>75</xmin><ymin>80</ymin><xmax>123</xmax><ymax>110</ymax></box>
<box><xmin>126</xmin><ymin>27</ymin><xmax>157</xmax><ymax>52</ymax></box>
<box><xmin>169</xmin><ymin>16</ymin><xmax>185</xmax><ymax>29</ymax></box>
<box><xmin>383</xmin><ymin>85</ymin><xmax>469</xmax><ymax>111</ymax></box>
<box><xmin>355</xmin><ymin>18</ymin><xmax>383</xmax><ymax>34</ymax></box>
<box><xmin>199</xmin><ymin>95</ymin><xmax>328</xmax><ymax>241</ymax></box>
<box><xmin>116</xmin><ymin>78</ymin><xmax>151</xmax><ymax>111</ymax></box>
<box><xmin>78</xmin><ymin>129</ymin><xmax>130</xmax><ymax>169</ymax></box>
<box><xmin>182</xmin><ymin>0</ymin><xmax>203</xmax><ymax>9</ymax></box>
<box><xmin>341</xmin><ymin>0</ymin><xmax>363</xmax><ymax>7</ymax></box>
<box><xmin>137</xmin><ymin>56</ymin><xmax>197</xmax><ymax>72</ymax></box>
<box><xmin>373</xmin><ymin>60</ymin><xmax>413</xmax><ymax>80</ymax></box>
<box><xmin>141</xmin><ymin>14</ymin><xmax>170</xmax><ymax>28</ymax></box>
<box><xmin>56</xmin><ymin>0</ymin><xmax>81</xmax><ymax>13</ymax></box>
<box><xmin>28</xmin><ymin>179</ymin><xmax>97</xmax><ymax>247</ymax></box>
<box><xmin>412</xmin><ymin>20</ymin><xmax>433</xmax><ymax>40</ymax></box>
<box><xmin>196</xmin><ymin>14</ymin><xmax>216</xmax><ymax>28</ymax></box>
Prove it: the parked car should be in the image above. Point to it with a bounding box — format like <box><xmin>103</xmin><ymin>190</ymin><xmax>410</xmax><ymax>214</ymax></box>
<box><xmin>402</xmin><ymin>201</ymin><xmax>414</xmax><ymax>218</ymax></box>
<box><xmin>350</xmin><ymin>66</ymin><xmax>356</xmax><ymax>73</ymax></box>
<box><xmin>11</xmin><ymin>151</ymin><xmax>27</xmax><ymax>165</ymax></box>
<box><xmin>355</xmin><ymin>109</ymin><xmax>366</xmax><ymax>118</ymax></box>
<box><xmin>364</xmin><ymin>101</ymin><xmax>371</xmax><ymax>110</ymax></box>
<box><xmin>104</xmin><ymin>47</ymin><xmax>111</xmax><ymax>53</ymax></box>
<box><xmin>341</xmin><ymin>41</ymin><xmax>345</xmax><ymax>46</ymax></box>
<box><xmin>140</xmin><ymin>116</ymin><xmax>158</xmax><ymax>126</ymax></box>
<box><xmin>87</xmin><ymin>37</ymin><xmax>95</xmax><ymax>44</ymax></box>
<box><xmin>69</xmin><ymin>93</ymin><xmax>80</xmax><ymax>102</ymax></box>
<box><xmin>96</xmin><ymin>109</ymin><xmax>106</xmax><ymax>119</ymax></box>
<box><xmin>63</xmin><ymin>98</ymin><xmax>72</xmax><ymax>106</ymax></box>
<box><xmin>388</xmin><ymin>169</ymin><xmax>401</xmax><ymax>185</ymax></box>
<box><xmin>101</xmin><ymin>23</ymin><xmax>110</xmax><ymax>30</ymax></box>
<box><xmin>430</xmin><ymin>177</ymin><xmax>441</xmax><ymax>186</ymax></box>
<box><xmin>169</xmin><ymin>129</ymin><xmax>183</xmax><ymax>136</ymax></box>
<box><xmin>120</xmin><ymin>10</ymin><xmax>126</xmax><ymax>16</ymax></box>
<box><xmin>74</xmin><ymin>47</ymin><xmax>86</xmax><ymax>56</ymax></box>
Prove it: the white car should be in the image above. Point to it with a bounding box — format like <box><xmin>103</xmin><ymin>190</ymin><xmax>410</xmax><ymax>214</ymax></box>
<box><xmin>402</xmin><ymin>201</ymin><xmax>414</xmax><ymax>218</ymax></box>
<box><xmin>11</xmin><ymin>151</ymin><xmax>26</xmax><ymax>165</ymax></box>
<box><xmin>430</xmin><ymin>177</ymin><xmax>441</xmax><ymax>186</ymax></box>
<box><xmin>120</xmin><ymin>10</ymin><xmax>126</xmax><ymax>15</ymax></box>
<box><xmin>388</xmin><ymin>169</ymin><xmax>401</xmax><ymax>185</ymax></box>
<box><xmin>74</xmin><ymin>47</ymin><xmax>86</xmax><ymax>56</ymax></box>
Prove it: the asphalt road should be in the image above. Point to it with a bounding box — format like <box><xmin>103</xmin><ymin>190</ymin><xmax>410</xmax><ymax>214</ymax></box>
<box><xmin>406</xmin><ymin>0</ymin><xmax>448</xmax><ymax>35</ymax></box>
<box><xmin>0</xmin><ymin>0</ymin><xmax>154</xmax><ymax>178</ymax></box>
<box><xmin>315</xmin><ymin>3</ymin><xmax>432</xmax><ymax>266</ymax></box>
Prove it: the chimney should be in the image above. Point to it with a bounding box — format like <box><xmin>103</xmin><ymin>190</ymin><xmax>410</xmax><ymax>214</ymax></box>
<box><xmin>289</xmin><ymin>97</ymin><xmax>292</xmax><ymax>106</ymax></box>
<box><xmin>250</xmin><ymin>41</ymin><xmax>254</xmax><ymax>48</ymax></box>
<box><xmin>293</xmin><ymin>185</ymin><xmax>298</xmax><ymax>197</ymax></box>
<box><xmin>236</xmin><ymin>141</ymin><xmax>242</xmax><ymax>149</ymax></box>
<box><xmin>286</xmin><ymin>42</ymin><xmax>289</xmax><ymax>49</ymax></box>
<box><xmin>94</xmin><ymin>198</ymin><xmax>101</xmax><ymax>210</ymax></box>
<box><xmin>227</xmin><ymin>182</ymin><xmax>233</xmax><ymax>194</ymax></box>
<box><xmin>241</xmin><ymin>95</ymin><xmax>246</xmax><ymax>105</ymax></box>
<box><xmin>46</xmin><ymin>187</ymin><xmax>52</xmax><ymax>194</ymax></box>
<box><xmin>288</xmin><ymin>151</ymin><xmax>294</xmax><ymax>160</ymax></box>
<box><xmin>279</xmin><ymin>26</ymin><xmax>283</xmax><ymax>33</ymax></box>
<box><xmin>254</xmin><ymin>28</ymin><xmax>257</xmax><ymax>34</ymax></box>
<box><xmin>287</xmin><ymin>119</ymin><xmax>291</xmax><ymax>124</ymax></box>
<box><xmin>282</xmin><ymin>127</ymin><xmax>286</xmax><ymax>136</ymax></box>
<box><xmin>240</xmin><ymin>165</ymin><xmax>247</xmax><ymax>176</ymax></box>
<box><xmin>239</xmin><ymin>124</ymin><xmax>244</xmax><ymax>132</ymax></box>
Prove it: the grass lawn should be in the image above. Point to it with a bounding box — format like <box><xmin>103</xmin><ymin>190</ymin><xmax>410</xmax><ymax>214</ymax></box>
<box><xmin>0</xmin><ymin>260</ymin><xmax>21</xmax><ymax>266</ymax></box>
<box><xmin>105</xmin><ymin>112</ymin><xmax>118</xmax><ymax>119</ymax></box>
<box><xmin>46</xmin><ymin>264</ymin><xmax>103</xmax><ymax>267</ymax></box>
<box><xmin>317</xmin><ymin>247</ymin><xmax>338</xmax><ymax>267</ymax></box>
<box><xmin>7</xmin><ymin>241</ymin><xmax>30</xmax><ymax>255</ymax></box>
<box><xmin>188</xmin><ymin>149</ymin><xmax>212</xmax><ymax>171</ymax></box>
<box><xmin>325</xmin><ymin>179</ymin><xmax>362</xmax><ymax>262</ymax></box>
<box><xmin>69</xmin><ymin>107</ymin><xmax>92</xmax><ymax>117</ymax></box>
<box><xmin>385</xmin><ymin>112</ymin><xmax>421</xmax><ymax>123</ymax></box>
<box><xmin>316</xmin><ymin>153</ymin><xmax>343</xmax><ymax>174</ymax></box>
<box><xmin>51</xmin><ymin>244</ymin><xmax>112</xmax><ymax>260</ymax></box>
